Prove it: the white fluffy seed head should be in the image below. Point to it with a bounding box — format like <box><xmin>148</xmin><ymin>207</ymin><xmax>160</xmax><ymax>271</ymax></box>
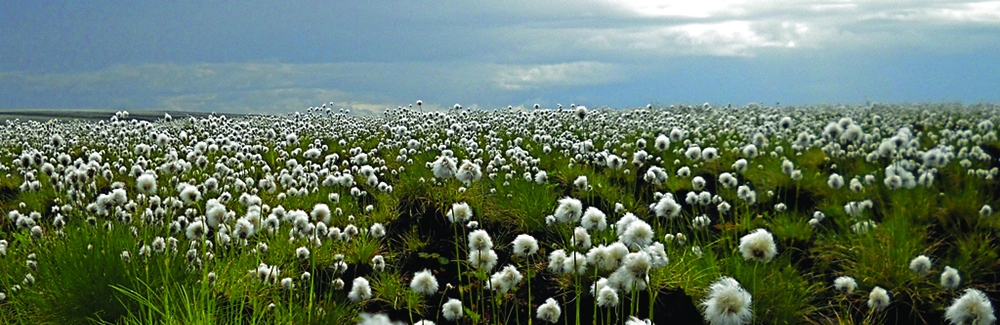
<box><xmin>739</xmin><ymin>228</ymin><xmax>777</xmax><ymax>262</ymax></box>
<box><xmin>410</xmin><ymin>269</ymin><xmax>439</xmax><ymax>296</ymax></box>
<box><xmin>536</xmin><ymin>298</ymin><xmax>562</xmax><ymax>323</ymax></box>
<box><xmin>512</xmin><ymin>234</ymin><xmax>539</xmax><ymax>257</ymax></box>
<box><xmin>442</xmin><ymin>298</ymin><xmax>463</xmax><ymax>321</ymax></box>
<box><xmin>701</xmin><ymin>277</ymin><xmax>752</xmax><ymax>325</ymax></box>
<box><xmin>909</xmin><ymin>255</ymin><xmax>932</xmax><ymax>275</ymax></box>
<box><xmin>868</xmin><ymin>286</ymin><xmax>890</xmax><ymax>311</ymax></box>
<box><xmin>945</xmin><ymin>288</ymin><xmax>995</xmax><ymax>325</ymax></box>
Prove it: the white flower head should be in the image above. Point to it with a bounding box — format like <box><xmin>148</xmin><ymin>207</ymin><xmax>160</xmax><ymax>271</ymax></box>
<box><xmin>467</xmin><ymin>229</ymin><xmax>493</xmax><ymax>251</ymax></box>
<box><xmin>447</xmin><ymin>202</ymin><xmax>473</xmax><ymax>223</ymax></box>
<box><xmin>909</xmin><ymin>255</ymin><xmax>932</xmax><ymax>275</ymax></box>
<box><xmin>739</xmin><ymin>228</ymin><xmax>777</xmax><ymax>262</ymax></box>
<box><xmin>536</xmin><ymin>298</ymin><xmax>562</xmax><ymax>323</ymax></box>
<box><xmin>512</xmin><ymin>234</ymin><xmax>539</xmax><ymax>257</ymax></box>
<box><xmin>469</xmin><ymin>249</ymin><xmax>498</xmax><ymax>271</ymax></box>
<box><xmin>580</xmin><ymin>207</ymin><xmax>607</xmax><ymax>231</ymax></box>
<box><xmin>945</xmin><ymin>288</ymin><xmax>995</xmax><ymax>325</ymax></box>
<box><xmin>941</xmin><ymin>266</ymin><xmax>961</xmax><ymax>290</ymax></box>
<box><xmin>833</xmin><ymin>276</ymin><xmax>858</xmax><ymax>294</ymax></box>
<box><xmin>410</xmin><ymin>269</ymin><xmax>439</xmax><ymax>296</ymax></box>
<box><xmin>442</xmin><ymin>298</ymin><xmax>463</xmax><ymax>321</ymax></box>
<box><xmin>868</xmin><ymin>286</ymin><xmax>890</xmax><ymax>311</ymax></box>
<box><xmin>701</xmin><ymin>277</ymin><xmax>752</xmax><ymax>325</ymax></box>
<box><xmin>348</xmin><ymin>277</ymin><xmax>372</xmax><ymax>302</ymax></box>
<box><xmin>554</xmin><ymin>197</ymin><xmax>583</xmax><ymax>223</ymax></box>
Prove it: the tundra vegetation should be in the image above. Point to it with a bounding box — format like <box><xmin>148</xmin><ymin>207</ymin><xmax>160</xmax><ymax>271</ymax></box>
<box><xmin>0</xmin><ymin>103</ymin><xmax>998</xmax><ymax>325</ymax></box>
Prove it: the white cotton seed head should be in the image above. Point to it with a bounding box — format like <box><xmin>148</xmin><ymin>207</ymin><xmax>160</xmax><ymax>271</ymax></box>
<box><xmin>512</xmin><ymin>234</ymin><xmax>539</xmax><ymax>257</ymax></box>
<box><xmin>941</xmin><ymin>266</ymin><xmax>961</xmax><ymax>290</ymax></box>
<box><xmin>348</xmin><ymin>277</ymin><xmax>372</xmax><ymax>302</ymax></box>
<box><xmin>944</xmin><ymin>288</ymin><xmax>995</xmax><ymax>325</ymax></box>
<box><xmin>536</xmin><ymin>298</ymin><xmax>562</xmax><ymax>323</ymax></box>
<box><xmin>554</xmin><ymin>197</ymin><xmax>583</xmax><ymax>223</ymax></box>
<box><xmin>410</xmin><ymin>269</ymin><xmax>439</xmax><ymax>296</ymax></box>
<box><xmin>447</xmin><ymin>202</ymin><xmax>473</xmax><ymax>223</ymax></box>
<box><xmin>739</xmin><ymin>228</ymin><xmax>777</xmax><ymax>262</ymax></box>
<box><xmin>701</xmin><ymin>277</ymin><xmax>752</xmax><ymax>325</ymax></box>
<box><xmin>469</xmin><ymin>249</ymin><xmax>498</xmax><ymax>271</ymax></box>
<box><xmin>442</xmin><ymin>298</ymin><xmax>463</xmax><ymax>321</ymax></box>
<box><xmin>868</xmin><ymin>286</ymin><xmax>890</xmax><ymax>311</ymax></box>
<box><xmin>580</xmin><ymin>207</ymin><xmax>607</xmax><ymax>231</ymax></box>
<box><xmin>833</xmin><ymin>276</ymin><xmax>857</xmax><ymax>294</ymax></box>
<box><xmin>909</xmin><ymin>255</ymin><xmax>932</xmax><ymax>275</ymax></box>
<box><xmin>467</xmin><ymin>229</ymin><xmax>493</xmax><ymax>252</ymax></box>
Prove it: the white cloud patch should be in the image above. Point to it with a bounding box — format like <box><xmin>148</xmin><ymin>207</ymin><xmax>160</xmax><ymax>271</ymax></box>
<box><xmin>576</xmin><ymin>0</ymin><xmax>1000</xmax><ymax>58</ymax></box>
<box><xmin>493</xmin><ymin>61</ymin><xmax>622</xmax><ymax>90</ymax></box>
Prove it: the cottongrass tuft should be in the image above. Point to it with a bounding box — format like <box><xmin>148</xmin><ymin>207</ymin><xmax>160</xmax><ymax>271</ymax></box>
<box><xmin>296</xmin><ymin>246</ymin><xmax>310</xmax><ymax>260</ymax></box>
<box><xmin>909</xmin><ymin>255</ymin><xmax>932</xmax><ymax>275</ymax></box>
<box><xmin>536</xmin><ymin>297</ymin><xmax>562</xmax><ymax>323</ymax></box>
<box><xmin>701</xmin><ymin>276</ymin><xmax>752</xmax><ymax>325</ymax></box>
<box><xmin>941</xmin><ymin>266</ymin><xmax>962</xmax><ymax>290</ymax></box>
<box><xmin>447</xmin><ymin>202</ymin><xmax>473</xmax><ymax>223</ymax></box>
<box><xmin>738</xmin><ymin>228</ymin><xmax>777</xmax><ymax>262</ymax></box>
<box><xmin>620</xmin><ymin>219</ymin><xmax>654</xmax><ymax>249</ymax></box>
<box><xmin>349</xmin><ymin>277</ymin><xmax>373</xmax><ymax>302</ymax></box>
<box><xmin>357</xmin><ymin>312</ymin><xmax>404</xmax><ymax>325</ymax></box>
<box><xmin>597</xmin><ymin>285</ymin><xmax>619</xmax><ymax>307</ymax></box>
<box><xmin>369</xmin><ymin>223</ymin><xmax>386</xmax><ymax>238</ymax></box>
<box><xmin>487</xmin><ymin>265</ymin><xmax>523</xmax><ymax>293</ymax></box>
<box><xmin>512</xmin><ymin>234</ymin><xmax>539</xmax><ymax>257</ymax></box>
<box><xmin>833</xmin><ymin>276</ymin><xmax>858</xmax><ymax>294</ymax></box>
<box><xmin>554</xmin><ymin>197</ymin><xmax>583</xmax><ymax>223</ymax></box>
<box><xmin>548</xmin><ymin>249</ymin><xmax>568</xmax><ymax>273</ymax></box>
<box><xmin>562</xmin><ymin>251</ymin><xmax>588</xmax><ymax>275</ymax></box>
<box><xmin>442</xmin><ymin>298</ymin><xmax>463</xmax><ymax>321</ymax></box>
<box><xmin>469</xmin><ymin>249</ymin><xmax>498</xmax><ymax>271</ymax></box>
<box><xmin>410</xmin><ymin>269</ymin><xmax>439</xmax><ymax>296</ymax></box>
<box><xmin>625</xmin><ymin>316</ymin><xmax>654</xmax><ymax>325</ymax></box>
<box><xmin>580</xmin><ymin>207</ymin><xmax>607</xmax><ymax>231</ymax></box>
<box><xmin>467</xmin><ymin>229</ymin><xmax>493</xmax><ymax>251</ymax></box>
<box><xmin>944</xmin><ymin>288</ymin><xmax>995</xmax><ymax>325</ymax></box>
<box><xmin>868</xmin><ymin>286</ymin><xmax>890</xmax><ymax>311</ymax></box>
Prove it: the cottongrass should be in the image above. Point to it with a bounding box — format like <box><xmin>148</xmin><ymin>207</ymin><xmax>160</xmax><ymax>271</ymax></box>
<box><xmin>597</xmin><ymin>285</ymin><xmax>619</xmax><ymax>307</ymax></box>
<box><xmin>511</xmin><ymin>234</ymin><xmax>539</xmax><ymax>257</ymax></box>
<box><xmin>701</xmin><ymin>277</ymin><xmax>752</xmax><ymax>325</ymax></box>
<box><xmin>357</xmin><ymin>312</ymin><xmax>403</xmax><ymax>325</ymax></box>
<box><xmin>468</xmin><ymin>249</ymin><xmax>498</xmax><ymax>271</ymax></box>
<box><xmin>833</xmin><ymin>276</ymin><xmax>858</xmax><ymax>294</ymax></box>
<box><xmin>467</xmin><ymin>229</ymin><xmax>493</xmax><ymax>251</ymax></box>
<box><xmin>410</xmin><ymin>269</ymin><xmax>438</xmax><ymax>296</ymax></box>
<box><xmin>536</xmin><ymin>297</ymin><xmax>562</xmax><ymax>323</ymax></box>
<box><xmin>944</xmin><ymin>288</ymin><xmax>995</xmax><ymax>325</ymax></box>
<box><xmin>739</xmin><ymin>228</ymin><xmax>777</xmax><ymax>262</ymax></box>
<box><xmin>626</xmin><ymin>316</ymin><xmax>654</xmax><ymax>325</ymax></box>
<box><xmin>441</xmin><ymin>298</ymin><xmax>463</xmax><ymax>321</ymax></box>
<box><xmin>580</xmin><ymin>207</ymin><xmax>607</xmax><ymax>231</ymax></box>
<box><xmin>487</xmin><ymin>265</ymin><xmax>523</xmax><ymax>293</ymax></box>
<box><xmin>868</xmin><ymin>286</ymin><xmax>890</xmax><ymax>311</ymax></box>
<box><xmin>941</xmin><ymin>266</ymin><xmax>962</xmax><ymax>290</ymax></box>
<box><xmin>349</xmin><ymin>277</ymin><xmax>372</xmax><ymax>302</ymax></box>
<box><xmin>909</xmin><ymin>255</ymin><xmax>932</xmax><ymax>275</ymax></box>
<box><xmin>447</xmin><ymin>202</ymin><xmax>473</xmax><ymax>223</ymax></box>
<box><xmin>554</xmin><ymin>197</ymin><xmax>583</xmax><ymax>223</ymax></box>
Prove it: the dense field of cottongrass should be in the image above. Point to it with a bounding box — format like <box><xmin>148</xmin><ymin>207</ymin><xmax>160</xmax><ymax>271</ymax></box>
<box><xmin>1</xmin><ymin>102</ymin><xmax>999</xmax><ymax>325</ymax></box>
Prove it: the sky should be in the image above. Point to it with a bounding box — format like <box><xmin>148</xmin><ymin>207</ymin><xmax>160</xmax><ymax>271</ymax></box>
<box><xmin>2</xmin><ymin>1</ymin><xmax>999</xmax><ymax>114</ymax></box>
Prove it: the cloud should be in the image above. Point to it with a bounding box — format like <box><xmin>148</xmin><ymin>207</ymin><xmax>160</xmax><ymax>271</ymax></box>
<box><xmin>492</xmin><ymin>61</ymin><xmax>623</xmax><ymax>90</ymax></box>
<box><xmin>2</xmin><ymin>61</ymin><xmax>636</xmax><ymax>113</ymax></box>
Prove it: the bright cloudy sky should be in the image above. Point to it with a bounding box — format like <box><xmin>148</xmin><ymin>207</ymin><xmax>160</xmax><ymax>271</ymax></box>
<box><xmin>2</xmin><ymin>1</ymin><xmax>999</xmax><ymax>114</ymax></box>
